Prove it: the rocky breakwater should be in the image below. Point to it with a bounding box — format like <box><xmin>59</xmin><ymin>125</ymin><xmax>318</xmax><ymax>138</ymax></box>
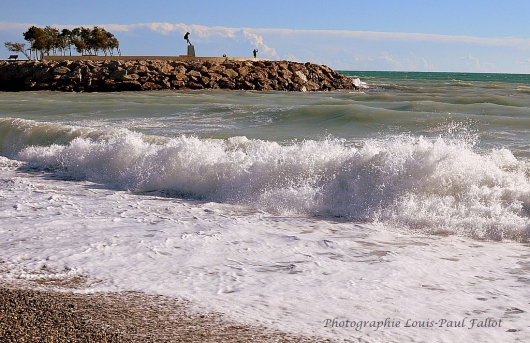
<box><xmin>0</xmin><ymin>59</ymin><xmax>358</xmax><ymax>92</ymax></box>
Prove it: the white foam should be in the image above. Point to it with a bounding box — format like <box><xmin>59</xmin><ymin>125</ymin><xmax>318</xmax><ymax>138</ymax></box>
<box><xmin>9</xmin><ymin>125</ymin><xmax>530</xmax><ymax>242</ymax></box>
<box><xmin>0</xmin><ymin>161</ymin><xmax>528</xmax><ymax>342</ymax></box>
<box><xmin>353</xmin><ymin>77</ymin><xmax>369</xmax><ymax>89</ymax></box>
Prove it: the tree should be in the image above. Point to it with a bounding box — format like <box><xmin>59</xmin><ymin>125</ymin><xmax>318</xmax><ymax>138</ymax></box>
<box><xmin>72</xmin><ymin>37</ymin><xmax>87</xmax><ymax>55</ymax></box>
<box><xmin>106</xmin><ymin>32</ymin><xmax>120</xmax><ymax>56</ymax></box>
<box><xmin>42</xmin><ymin>26</ymin><xmax>59</xmax><ymax>56</ymax></box>
<box><xmin>23</xmin><ymin>26</ymin><xmax>44</xmax><ymax>59</ymax></box>
<box><xmin>22</xmin><ymin>25</ymin><xmax>59</xmax><ymax>59</ymax></box>
<box><xmin>69</xmin><ymin>27</ymin><xmax>85</xmax><ymax>55</ymax></box>
<box><xmin>90</xmin><ymin>26</ymin><xmax>107</xmax><ymax>55</ymax></box>
<box><xmin>79</xmin><ymin>27</ymin><xmax>93</xmax><ymax>54</ymax></box>
<box><xmin>59</xmin><ymin>28</ymin><xmax>73</xmax><ymax>56</ymax></box>
<box><xmin>11</xmin><ymin>25</ymin><xmax>120</xmax><ymax>59</ymax></box>
<box><xmin>4</xmin><ymin>42</ymin><xmax>31</xmax><ymax>59</ymax></box>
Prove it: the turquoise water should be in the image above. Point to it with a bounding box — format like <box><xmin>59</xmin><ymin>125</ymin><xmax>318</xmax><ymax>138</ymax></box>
<box><xmin>4</xmin><ymin>70</ymin><xmax>530</xmax><ymax>155</ymax></box>
<box><xmin>1</xmin><ymin>71</ymin><xmax>530</xmax><ymax>240</ymax></box>
<box><xmin>342</xmin><ymin>70</ymin><xmax>530</xmax><ymax>84</ymax></box>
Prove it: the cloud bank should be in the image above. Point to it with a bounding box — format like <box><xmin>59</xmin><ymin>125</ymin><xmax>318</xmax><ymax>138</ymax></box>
<box><xmin>1</xmin><ymin>21</ymin><xmax>529</xmax><ymax>73</ymax></box>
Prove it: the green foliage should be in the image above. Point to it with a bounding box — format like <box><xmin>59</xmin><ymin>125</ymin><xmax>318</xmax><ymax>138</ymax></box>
<box><xmin>7</xmin><ymin>25</ymin><xmax>121</xmax><ymax>59</ymax></box>
<box><xmin>4</xmin><ymin>42</ymin><xmax>30</xmax><ymax>59</ymax></box>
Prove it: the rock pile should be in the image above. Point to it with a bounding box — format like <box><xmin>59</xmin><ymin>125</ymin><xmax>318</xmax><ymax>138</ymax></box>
<box><xmin>0</xmin><ymin>59</ymin><xmax>358</xmax><ymax>92</ymax></box>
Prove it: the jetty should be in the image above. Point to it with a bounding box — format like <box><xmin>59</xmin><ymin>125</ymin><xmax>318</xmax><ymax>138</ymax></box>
<box><xmin>0</xmin><ymin>56</ymin><xmax>359</xmax><ymax>92</ymax></box>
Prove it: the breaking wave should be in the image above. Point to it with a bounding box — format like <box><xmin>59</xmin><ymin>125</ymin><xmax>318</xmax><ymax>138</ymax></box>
<box><xmin>2</xmin><ymin>118</ymin><xmax>530</xmax><ymax>241</ymax></box>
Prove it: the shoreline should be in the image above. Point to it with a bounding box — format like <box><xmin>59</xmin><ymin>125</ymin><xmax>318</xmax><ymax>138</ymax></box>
<box><xmin>0</xmin><ymin>281</ymin><xmax>334</xmax><ymax>343</ymax></box>
<box><xmin>0</xmin><ymin>59</ymin><xmax>358</xmax><ymax>92</ymax></box>
<box><xmin>0</xmin><ymin>280</ymin><xmax>334</xmax><ymax>343</ymax></box>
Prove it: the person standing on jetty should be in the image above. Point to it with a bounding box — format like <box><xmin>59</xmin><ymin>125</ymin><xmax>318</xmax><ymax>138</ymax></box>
<box><xmin>184</xmin><ymin>32</ymin><xmax>191</xmax><ymax>45</ymax></box>
<box><xmin>253</xmin><ymin>49</ymin><xmax>258</xmax><ymax>58</ymax></box>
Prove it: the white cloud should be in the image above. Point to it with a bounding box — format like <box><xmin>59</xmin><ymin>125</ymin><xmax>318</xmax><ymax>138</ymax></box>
<box><xmin>457</xmin><ymin>55</ymin><xmax>496</xmax><ymax>72</ymax></box>
<box><xmin>105</xmin><ymin>22</ymin><xmax>279</xmax><ymax>58</ymax></box>
<box><xmin>422</xmin><ymin>58</ymin><xmax>436</xmax><ymax>71</ymax></box>
<box><xmin>242</xmin><ymin>30</ymin><xmax>278</xmax><ymax>58</ymax></box>
<box><xmin>4</xmin><ymin>20</ymin><xmax>530</xmax><ymax>50</ymax></box>
<box><xmin>461</xmin><ymin>54</ymin><xmax>481</xmax><ymax>69</ymax></box>
<box><xmin>140</xmin><ymin>23</ymin><xmax>184</xmax><ymax>35</ymax></box>
<box><xmin>284</xmin><ymin>53</ymin><xmax>299</xmax><ymax>62</ymax></box>
<box><xmin>0</xmin><ymin>21</ymin><xmax>35</xmax><ymax>32</ymax></box>
<box><xmin>251</xmin><ymin>27</ymin><xmax>530</xmax><ymax>50</ymax></box>
<box><xmin>2</xmin><ymin>21</ymin><xmax>528</xmax><ymax>72</ymax></box>
<box><xmin>4</xmin><ymin>20</ymin><xmax>529</xmax><ymax>52</ymax></box>
<box><xmin>353</xmin><ymin>55</ymin><xmax>374</xmax><ymax>62</ymax></box>
<box><xmin>378</xmin><ymin>53</ymin><xmax>403</xmax><ymax>70</ymax></box>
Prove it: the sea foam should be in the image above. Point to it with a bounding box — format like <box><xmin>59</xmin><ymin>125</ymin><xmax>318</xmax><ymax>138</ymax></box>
<box><xmin>3</xmin><ymin>118</ymin><xmax>529</xmax><ymax>241</ymax></box>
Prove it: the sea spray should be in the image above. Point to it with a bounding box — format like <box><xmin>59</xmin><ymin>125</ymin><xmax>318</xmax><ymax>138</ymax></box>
<box><xmin>7</xmin><ymin>119</ymin><xmax>530</xmax><ymax>241</ymax></box>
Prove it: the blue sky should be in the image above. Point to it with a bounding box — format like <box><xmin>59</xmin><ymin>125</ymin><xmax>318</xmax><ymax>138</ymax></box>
<box><xmin>2</xmin><ymin>0</ymin><xmax>530</xmax><ymax>73</ymax></box>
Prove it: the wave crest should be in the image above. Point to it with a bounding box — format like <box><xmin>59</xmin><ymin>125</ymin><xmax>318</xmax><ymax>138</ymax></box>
<box><xmin>4</xmin><ymin>119</ymin><xmax>530</xmax><ymax>242</ymax></box>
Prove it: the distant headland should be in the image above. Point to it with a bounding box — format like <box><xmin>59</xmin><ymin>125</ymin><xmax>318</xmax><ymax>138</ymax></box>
<box><xmin>0</xmin><ymin>57</ymin><xmax>359</xmax><ymax>92</ymax></box>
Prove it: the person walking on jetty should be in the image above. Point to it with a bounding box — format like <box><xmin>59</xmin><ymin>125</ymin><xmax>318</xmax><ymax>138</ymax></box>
<box><xmin>253</xmin><ymin>49</ymin><xmax>258</xmax><ymax>58</ymax></box>
<box><xmin>184</xmin><ymin>32</ymin><xmax>191</xmax><ymax>45</ymax></box>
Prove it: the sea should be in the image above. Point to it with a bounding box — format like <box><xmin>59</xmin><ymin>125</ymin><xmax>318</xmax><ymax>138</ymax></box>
<box><xmin>1</xmin><ymin>71</ymin><xmax>529</xmax><ymax>342</ymax></box>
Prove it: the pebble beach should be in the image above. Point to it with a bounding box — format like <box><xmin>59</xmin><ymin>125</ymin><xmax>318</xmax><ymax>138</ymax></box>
<box><xmin>0</xmin><ymin>281</ymin><xmax>331</xmax><ymax>343</ymax></box>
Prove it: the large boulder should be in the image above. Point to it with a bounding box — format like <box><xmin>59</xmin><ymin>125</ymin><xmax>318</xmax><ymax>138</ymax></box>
<box><xmin>223</xmin><ymin>69</ymin><xmax>238</xmax><ymax>78</ymax></box>
<box><xmin>53</xmin><ymin>66</ymin><xmax>71</xmax><ymax>75</ymax></box>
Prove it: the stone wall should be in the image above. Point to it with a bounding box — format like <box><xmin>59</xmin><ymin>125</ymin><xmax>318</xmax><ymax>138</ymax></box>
<box><xmin>0</xmin><ymin>59</ymin><xmax>358</xmax><ymax>92</ymax></box>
